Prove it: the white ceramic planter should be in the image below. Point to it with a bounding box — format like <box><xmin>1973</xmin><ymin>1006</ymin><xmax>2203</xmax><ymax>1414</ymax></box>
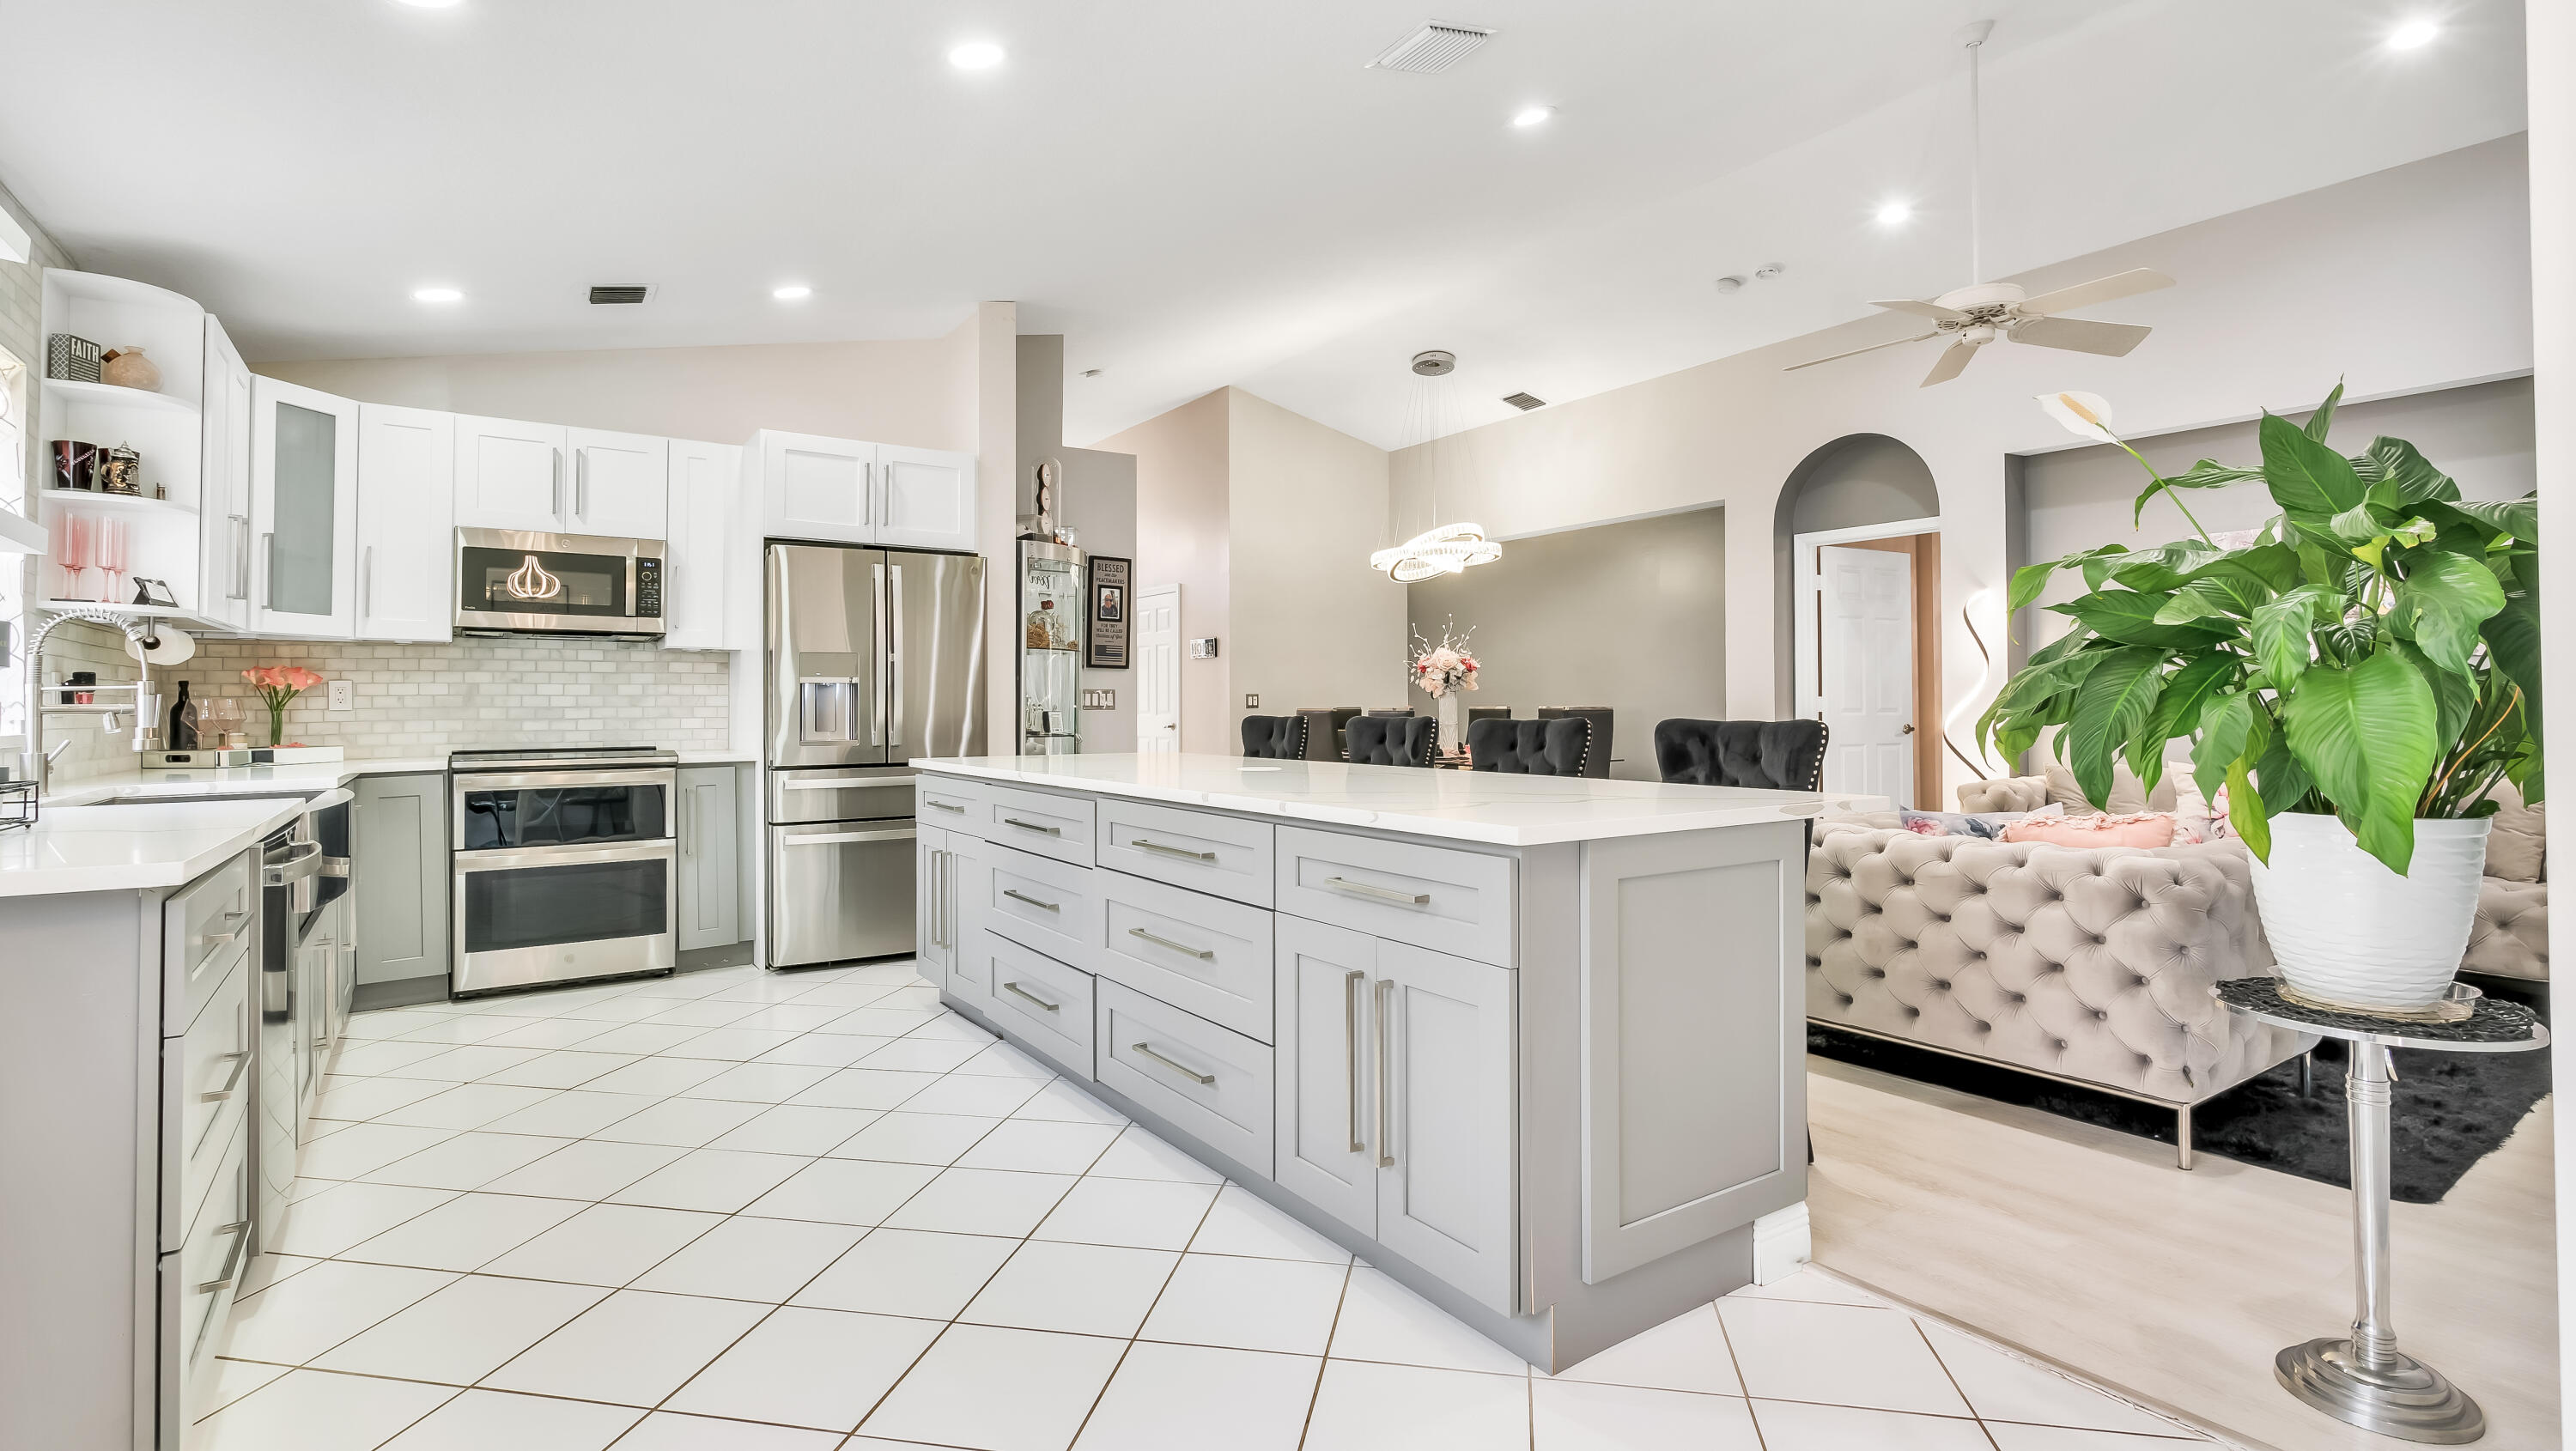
<box><xmin>2246</xmin><ymin>811</ymin><xmax>2490</xmax><ymax>1012</ymax></box>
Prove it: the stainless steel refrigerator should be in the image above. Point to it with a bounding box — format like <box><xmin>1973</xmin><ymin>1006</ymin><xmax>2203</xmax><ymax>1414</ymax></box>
<box><xmin>765</xmin><ymin>543</ymin><xmax>985</xmax><ymax>967</ymax></box>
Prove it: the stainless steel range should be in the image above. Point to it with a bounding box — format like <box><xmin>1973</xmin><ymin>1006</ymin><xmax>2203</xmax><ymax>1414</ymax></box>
<box><xmin>451</xmin><ymin>745</ymin><xmax>678</xmax><ymax>995</ymax></box>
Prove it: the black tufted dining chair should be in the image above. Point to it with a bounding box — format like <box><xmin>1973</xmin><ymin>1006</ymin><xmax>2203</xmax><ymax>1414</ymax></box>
<box><xmin>1653</xmin><ymin>719</ymin><xmax>1829</xmax><ymax>790</ymax></box>
<box><xmin>1467</xmin><ymin>717</ymin><xmax>1589</xmax><ymax>775</ymax></box>
<box><xmin>1536</xmin><ymin>707</ymin><xmax>1613</xmax><ymax>777</ymax></box>
<box><xmin>1242</xmin><ymin>714</ymin><xmax>1309</xmax><ymax>760</ymax></box>
<box><xmin>1346</xmin><ymin>714</ymin><xmax>1437</xmax><ymax>768</ymax></box>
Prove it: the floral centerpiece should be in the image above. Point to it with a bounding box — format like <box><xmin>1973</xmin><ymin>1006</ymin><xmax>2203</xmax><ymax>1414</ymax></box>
<box><xmin>242</xmin><ymin>665</ymin><xmax>325</xmax><ymax>748</ymax></box>
<box><xmin>1411</xmin><ymin>622</ymin><xmax>1479</xmax><ymax>753</ymax></box>
<box><xmin>1978</xmin><ymin>383</ymin><xmax>2541</xmax><ymax>1012</ymax></box>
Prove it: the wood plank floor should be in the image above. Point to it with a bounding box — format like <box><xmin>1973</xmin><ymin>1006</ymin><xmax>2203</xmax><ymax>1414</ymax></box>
<box><xmin>1805</xmin><ymin>1055</ymin><xmax>2559</xmax><ymax>1451</ymax></box>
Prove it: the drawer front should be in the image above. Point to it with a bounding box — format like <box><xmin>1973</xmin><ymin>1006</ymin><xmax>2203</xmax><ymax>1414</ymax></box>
<box><xmin>1095</xmin><ymin>980</ymin><xmax>1273</xmax><ymax>1176</ymax></box>
<box><xmin>1274</xmin><ymin>827</ymin><xmax>1516</xmax><ymax>968</ymax></box>
<box><xmin>916</xmin><ymin>774</ymin><xmax>986</xmax><ymax>829</ymax></box>
<box><xmin>977</xmin><ymin>784</ymin><xmax>1096</xmax><ymax>867</ymax></box>
<box><xmin>166</xmin><ymin>847</ymin><xmax>257</xmax><ymax>1029</ymax></box>
<box><xmin>979</xmin><ymin>845</ymin><xmax>1100</xmax><ymax>970</ymax></box>
<box><xmin>981</xmin><ymin>932</ymin><xmax>1097</xmax><ymax>1079</ymax></box>
<box><xmin>173</xmin><ymin>1116</ymin><xmax>252</xmax><ymax>1386</ymax></box>
<box><xmin>165</xmin><ymin>951</ymin><xmax>252</xmax><ymax>1253</ymax></box>
<box><xmin>1097</xmin><ymin>798</ymin><xmax>1274</xmax><ymax>908</ymax></box>
<box><xmin>772</xmin><ymin>765</ymin><xmax>917</xmax><ymax>824</ymax></box>
<box><xmin>1094</xmin><ymin>871</ymin><xmax>1277</xmax><ymax>1042</ymax></box>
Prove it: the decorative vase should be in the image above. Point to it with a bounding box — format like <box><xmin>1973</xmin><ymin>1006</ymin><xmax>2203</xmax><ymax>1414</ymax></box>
<box><xmin>264</xmin><ymin>701</ymin><xmax>288</xmax><ymax>748</ymax></box>
<box><xmin>1436</xmin><ymin>691</ymin><xmax>1464</xmax><ymax>755</ymax></box>
<box><xmin>100</xmin><ymin>348</ymin><xmax>161</xmax><ymax>392</ymax></box>
<box><xmin>2246</xmin><ymin>811</ymin><xmax>2490</xmax><ymax>1012</ymax></box>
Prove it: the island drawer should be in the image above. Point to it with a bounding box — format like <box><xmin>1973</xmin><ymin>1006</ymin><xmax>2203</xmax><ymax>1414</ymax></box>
<box><xmin>1097</xmin><ymin>798</ymin><xmax>1274</xmax><ymax>908</ymax></box>
<box><xmin>165</xmin><ymin>848</ymin><xmax>258</xmax><ymax>1028</ymax></box>
<box><xmin>981</xmin><ymin>931</ymin><xmax>1097</xmax><ymax>1079</ymax></box>
<box><xmin>976</xmin><ymin>784</ymin><xmax>1097</xmax><ymax>868</ymax></box>
<box><xmin>1274</xmin><ymin>827</ymin><xmax>1515</xmax><ymax>968</ymax></box>
<box><xmin>916</xmin><ymin>774</ymin><xmax>986</xmax><ymax>828</ymax></box>
<box><xmin>978</xmin><ymin>846</ymin><xmax>1101</xmax><ymax>973</ymax></box>
<box><xmin>167</xmin><ymin>1118</ymin><xmax>251</xmax><ymax>1393</ymax></box>
<box><xmin>1095</xmin><ymin>871</ymin><xmax>1276</xmax><ymax>1042</ymax></box>
<box><xmin>1095</xmin><ymin>980</ymin><xmax>1273</xmax><ymax>1175</ymax></box>
<box><xmin>163</xmin><ymin>950</ymin><xmax>252</xmax><ymax>1254</ymax></box>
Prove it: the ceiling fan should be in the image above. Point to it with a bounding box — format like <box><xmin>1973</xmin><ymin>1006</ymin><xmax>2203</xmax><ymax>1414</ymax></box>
<box><xmin>1788</xmin><ymin>21</ymin><xmax>2176</xmax><ymax>386</ymax></box>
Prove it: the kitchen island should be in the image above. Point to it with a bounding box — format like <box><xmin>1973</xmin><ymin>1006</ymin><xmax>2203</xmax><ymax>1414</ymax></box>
<box><xmin>910</xmin><ymin>752</ymin><xmax>1878</xmax><ymax>1370</ymax></box>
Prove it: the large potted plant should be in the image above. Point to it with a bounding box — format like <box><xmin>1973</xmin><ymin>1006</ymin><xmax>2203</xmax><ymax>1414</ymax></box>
<box><xmin>1981</xmin><ymin>384</ymin><xmax>2542</xmax><ymax>1013</ymax></box>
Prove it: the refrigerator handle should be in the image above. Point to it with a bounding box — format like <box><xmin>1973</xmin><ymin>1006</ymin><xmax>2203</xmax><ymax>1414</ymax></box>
<box><xmin>870</xmin><ymin>562</ymin><xmax>887</xmax><ymax>747</ymax></box>
<box><xmin>888</xmin><ymin>564</ymin><xmax>904</xmax><ymax>749</ymax></box>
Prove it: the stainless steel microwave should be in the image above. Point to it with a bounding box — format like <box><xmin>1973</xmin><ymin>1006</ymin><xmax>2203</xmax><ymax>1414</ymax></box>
<box><xmin>454</xmin><ymin>527</ymin><xmax>665</xmax><ymax>639</ymax></box>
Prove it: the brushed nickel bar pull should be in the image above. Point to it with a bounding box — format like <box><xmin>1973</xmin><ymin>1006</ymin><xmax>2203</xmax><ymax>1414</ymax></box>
<box><xmin>1375</xmin><ymin>978</ymin><xmax>1396</xmax><ymax>1169</ymax></box>
<box><xmin>200</xmin><ymin>1050</ymin><xmax>252</xmax><ymax>1103</ymax></box>
<box><xmin>1130</xmin><ymin>1041</ymin><xmax>1215</xmax><ymax>1085</ymax></box>
<box><xmin>1001</xmin><ymin>889</ymin><xmax>1060</xmax><ymax>913</ymax></box>
<box><xmin>197</xmin><ymin>1222</ymin><xmax>251</xmax><ymax>1294</ymax></box>
<box><xmin>1133</xmin><ymin>838</ymin><xmax>1217</xmax><ymax>862</ymax></box>
<box><xmin>1001</xmin><ymin>980</ymin><xmax>1060</xmax><ymax>1014</ymax></box>
<box><xmin>1325</xmin><ymin>876</ymin><xmax>1430</xmax><ymax>907</ymax></box>
<box><xmin>1346</xmin><ymin>969</ymin><xmax>1368</xmax><ymax>1155</ymax></box>
<box><xmin>1127</xmin><ymin>926</ymin><xmax>1213</xmax><ymax>961</ymax></box>
<box><xmin>926</xmin><ymin>798</ymin><xmax>966</xmax><ymax>813</ymax></box>
<box><xmin>1002</xmin><ymin>817</ymin><xmax>1063</xmax><ymax>837</ymax></box>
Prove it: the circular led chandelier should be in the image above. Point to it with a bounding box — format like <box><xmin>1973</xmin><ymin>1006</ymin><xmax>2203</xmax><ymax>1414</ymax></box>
<box><xmin>1371</xmin><ymin>350</ymin><xmax>1503</xmax><ymax>582</ymax></box>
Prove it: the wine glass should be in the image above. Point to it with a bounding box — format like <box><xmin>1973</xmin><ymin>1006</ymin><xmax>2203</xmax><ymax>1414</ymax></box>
<box><xmin>56</xmin><ymin>513</ymin><xmax>89</xmax><ymax>601</ymax></box>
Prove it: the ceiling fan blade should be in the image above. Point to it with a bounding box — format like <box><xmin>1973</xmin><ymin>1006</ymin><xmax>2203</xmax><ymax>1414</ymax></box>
<box><xmin>1783</xmin><ymin>331</ymin><xmax>1941</xmax><ymax>372</ymax></box>
<box><xmin>1920</xmin><ymin>339</ymin><xmax>1979</xmax><ymax>387</ymax></box>
<box><xmin>2009</xmin><ymin>315</ymin><xmax>2153</xmax><ymax>357</ymax></box>
<box><xmin>2014</xmin><ymin>268</ymin><xmax>2175</xmax><ymax>317</ymax></box>
<box><xmin>1870</xmin><ymin>297</ymin><xmax>1971</xmax><ymax>323</ymax></box>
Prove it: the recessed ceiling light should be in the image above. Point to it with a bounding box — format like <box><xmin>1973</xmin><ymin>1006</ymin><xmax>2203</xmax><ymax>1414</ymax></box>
<box><xmin>1874</xmin><ymin>200</ymin><xmax>1913</xmax><ymax>227</ymax></box>
<box><xmin>410</xmin><ymin>286</ymin><xmax>463</xmax><ymax>303</ymax></box>
<box><xmin>2385</xmin><ymin>17</ymin><xmax>2439</xmax><ymax>49</ymax></box>
<box><xmin>772</xmin><ymin>284</ymin><xmax>813</xmax><ymax>301</ymax></box>
<box><xmin>948</xmin><ymin>40</ymin><xmax>1005</xmax><ymax>70</ymax></box>
<box><xmin>1510</xmin><ymin>105</ymin><xmax>1555</xmax><ymax>129</ymax></box>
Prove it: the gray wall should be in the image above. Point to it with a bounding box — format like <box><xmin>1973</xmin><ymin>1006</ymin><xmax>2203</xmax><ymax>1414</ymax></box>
<box><xmin>2020</xmin><ymin>376</ymin><xmax>2536</xmax><ymax>649</ymax></box>
<box><xmin>1771</xmin><ymin>433</ymin><xmax>1941</xmax><ymax>711</ymax></box>
<box><xmin>1406</xmin><ymin>507</ymin><xmax>1725</xmax><ymax>780</ymax></box>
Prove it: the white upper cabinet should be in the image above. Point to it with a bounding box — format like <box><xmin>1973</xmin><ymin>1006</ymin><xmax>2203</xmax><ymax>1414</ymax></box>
<box><xmin>875</xmin><ymin>444</ymin><xmax>975</xmax><ymax>553</ymax></box>
<box><xmin>355</xmin><ymin>404</ymin><xmax>455</xmax><ymax>641</ymax></box>
<box><xmin>752</xmin><ymin>431</ymin><xmax>975</xmax><ymax>551</ymax></box>
<box><xmin>197</xmin><ymin>319</ymin><xmax>254</xmax><ymax>633</ymax></box>
<box><xmin>662</xmin><ymin>439</ymin><xmax>738</xmax><ymax>651</ymax></box>
<box><xmin>566</xmin><ymin>428</ymin><xmax>669</xmax><ymax>538</ymax></box>
<box><xmin>453</xmin><ymin>416</ymin><xmax>568</xmax><ymax>533</ymax></box>
<box><xmin>249</xmin><ymin>376</ymin><xmax>360</xmax><ymax>639</ymax></box>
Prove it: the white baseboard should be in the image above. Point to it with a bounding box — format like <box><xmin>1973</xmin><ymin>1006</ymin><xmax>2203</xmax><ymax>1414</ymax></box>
<box><xmin>1752</xmin><ymin>1202</ymin><xmax>1812</xmax><ymax>1284</ymax></box>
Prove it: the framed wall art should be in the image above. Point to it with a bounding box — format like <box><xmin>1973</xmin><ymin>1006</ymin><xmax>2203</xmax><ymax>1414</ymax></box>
<box><xmin>1087</xmin><ymin>555</ymin><xmax>1131</xmax><ymax>669</ymax></box>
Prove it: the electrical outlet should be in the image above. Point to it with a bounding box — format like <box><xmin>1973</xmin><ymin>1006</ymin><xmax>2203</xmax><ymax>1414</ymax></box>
<box><xmin>328</xmin><ymin>680</ymin><xmax>355</xmax><ymax>712</ymax></box>
<box><xmin>1244</xmin><ymin>694</ymin><xmax>1260</xmax><ymax>709</ymax></box>
<box><xmin>1081</xmin><ymin>689</ymin><xmax>1117</xmax><ymax>710</ymax></box>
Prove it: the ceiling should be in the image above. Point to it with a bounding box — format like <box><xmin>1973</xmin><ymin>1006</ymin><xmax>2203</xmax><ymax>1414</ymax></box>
<box><xmin>0</xmin><ymin>0</ymin><xmax>2527</xmax><ymax>450</ymax></box>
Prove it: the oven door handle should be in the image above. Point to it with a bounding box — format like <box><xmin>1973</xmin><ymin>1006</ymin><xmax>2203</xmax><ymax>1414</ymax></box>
<box><xmin>455</xmin><ymin>841</ymin><xmax>677</xmax><ymax>872</ymax></box>
<box><xmin>454</xmin><ymin>768</ymin><xmax>677</xmax><ymax>792</ymax></box>
<box><xmin>261</xmin><ymin>841</ymin><xmax>325</xmax><ymax>889</ymax></box>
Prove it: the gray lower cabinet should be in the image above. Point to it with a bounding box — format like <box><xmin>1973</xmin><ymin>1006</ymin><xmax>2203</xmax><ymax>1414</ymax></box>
<box><xmin>677</xmin><ymin>766</ymin><xmax>744</xmax><ymax>951</ymax></box>
<box><xmin>915</xmin><ymin>823</ymin><xmax>955</xmax><ymax>988</ymax></box>
<box><xmin>1273</xmin><ymin>914</ymin><xmax>1516</xmax><ymax>1314</ymax></box>
<box><xmin>352</xmin><ymin>772</ymin><xmax>448</xmax><ymax>992</ymax></box>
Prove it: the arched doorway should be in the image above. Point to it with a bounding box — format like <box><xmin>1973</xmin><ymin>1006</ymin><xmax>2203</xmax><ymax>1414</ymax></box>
<box><xmin>1771</xmin><ymin>434</ymin><xmax>1941</xmax><ymax>807</ymax></box>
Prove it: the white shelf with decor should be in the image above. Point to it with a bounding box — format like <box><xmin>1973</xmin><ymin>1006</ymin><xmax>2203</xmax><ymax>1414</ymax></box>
<box><xmin>42</xmin><ymin>375</ymin><xmax>200</xmax><ymax>417</ymax></box>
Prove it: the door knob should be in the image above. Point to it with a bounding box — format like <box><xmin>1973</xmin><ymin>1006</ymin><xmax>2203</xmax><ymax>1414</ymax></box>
<box><xmin>1900</xmin><ymin>724</ymin><xmax>1917</xmax><ymax>734</ymax></box>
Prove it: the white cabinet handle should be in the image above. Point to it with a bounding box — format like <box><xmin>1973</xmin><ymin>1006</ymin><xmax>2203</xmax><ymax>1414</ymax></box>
<box><xmin>550</xmin><ymin>446</ymin><xmax>564</xmax><ymax>520</ymax></box>
<box><xmin>361</xmin><ymin>544</ymin><xmax>374</xmax><ymax>617</ymax></box>
<box><xmin>1345</xmin><ymin>969</ymin><xmax>1368</xmax><ymax>1154</ymax></box>
<box><xmin>260</xmin><ymin>531</ymin><xmax>276</xmax><ymax>610</ymax></box>
<box><xmin>1133</xmin><ymin>838</ymin><xmax>1216</xmax><ymax>862</ymax></box>
<box><xmin>1001</xmin><ymin>888</ymin><xmax>1060</xmax><ymax>914</ymax></box>
<box><xmin>1374</xmin><ymin>978</ymin><xmax>1396</xmax><ymax>1169</ymax></box>
<box><xmin>924</xmin><ymin>798</ymin><xmax>966</xmax><ymax>813</ymax></box>
<box><xmin>230</xmin><ymin>516</ymin><xmax>252</xmax><ymax>601</ymax></box>
<box><xmin>575</xmin><ymin>448</ymin><xmax>589</xmax><ymax>521</ymax></box>
<box><xmin>1002</xmin><ymin>817</ymin><xmax>1062</xmax><ymax>837</ymax></box>
<box><xmin>1001</xmin><ymin>980</ymin><xmax>1061</xmax><ymax>1014</ymax></box>
<box><xmin>1325</xmin><ymin>876</ymin><xmax>1430</xmax><ymax>907</ymax></box>
<box><xmin>1127</xmin><ymin>926</ymin><xmax>1213</xmax><ymax>961</ymax></box>
<box><xmin>1130</xmin><ymin>1041</ymin><xmax>1216</xmax><ymax>1085</ymax></box>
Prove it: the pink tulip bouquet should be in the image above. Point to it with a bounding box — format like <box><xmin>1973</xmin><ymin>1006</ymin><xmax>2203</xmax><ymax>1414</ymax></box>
<box><xmin>242</xmin><ymin>665</ymin><xmax>325</xmax><ymax>747</ymax></box>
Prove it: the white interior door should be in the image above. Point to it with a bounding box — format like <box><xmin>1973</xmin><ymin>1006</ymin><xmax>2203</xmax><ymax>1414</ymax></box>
<box><xmin>1818</xmin><ymin>544</ymin><xmax>1914</xmax><ymax>806</ymax></box>
<box><xmin>1135</xmin><ymin>585</ymin><xmax>1182</xmax><ymax>755</ymax></box>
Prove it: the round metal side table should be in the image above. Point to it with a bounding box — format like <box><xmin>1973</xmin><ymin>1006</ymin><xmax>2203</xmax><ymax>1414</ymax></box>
<box><xmin>2215</xmin><ymin>979</ymin><xmax>2549</xmax><ymax>1444</ymax></box>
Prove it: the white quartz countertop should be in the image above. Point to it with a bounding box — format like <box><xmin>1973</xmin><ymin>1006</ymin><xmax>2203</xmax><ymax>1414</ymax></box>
<box><xmin>911</xmin><ymin>753</ymin><xmax>1888</xmax><ymax>847</ymax></box>
<box><xmin>1</xmin><ymin>750</ymin><xmax>756</xmax><ymax>898</ymax></box>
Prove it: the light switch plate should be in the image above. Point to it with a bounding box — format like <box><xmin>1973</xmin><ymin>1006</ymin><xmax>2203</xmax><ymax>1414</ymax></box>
<box><xmin>1244</xmin><ymin>694</ymin><xmax>1260</xmax><ymax>708</ymax></box>
<box><xmin>1189</xmin><ymin>637</ymin><xmax>1220</xmax><ymax>659</ymax></box>
<box><xmin>328</xmin><ymin>680</ymin><xmax>355</xmax><ymax>712</ymax></box>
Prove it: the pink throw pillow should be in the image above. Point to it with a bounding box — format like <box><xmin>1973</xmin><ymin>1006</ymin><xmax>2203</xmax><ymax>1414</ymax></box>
<box><xmin>1999</xmin><ymin>811</ymin><xmax>2178</xmax><ymax>848</ymax></box>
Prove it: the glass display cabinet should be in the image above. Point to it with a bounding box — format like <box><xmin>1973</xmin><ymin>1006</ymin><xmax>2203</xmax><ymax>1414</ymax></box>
<box><xmin>1018</xmin><ymin>540</ymin><xmax>1084</xmax><ymax>755</ymax></box>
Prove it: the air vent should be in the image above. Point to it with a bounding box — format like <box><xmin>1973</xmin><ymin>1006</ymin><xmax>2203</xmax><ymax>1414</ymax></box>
<box><xmin>587</xmin><ymin>285</ymin><xmax>653</xmax><ymax>305</ymax></box>
<box><xmin>1369</xmin><ymin>21</ymin><xmax>1494</xmax><ymax>73</ymax></box>
<box><xmin>1502</xmin><ymin>392</ymin><xmax>1546</xmax><ymax>411</ymax></box>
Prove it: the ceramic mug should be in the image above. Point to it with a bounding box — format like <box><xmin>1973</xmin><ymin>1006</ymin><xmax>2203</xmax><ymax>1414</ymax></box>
<box><xmin>51</xmin><ymin>440</ymin><xmax>100</xmax><ymax>491</ymax></box>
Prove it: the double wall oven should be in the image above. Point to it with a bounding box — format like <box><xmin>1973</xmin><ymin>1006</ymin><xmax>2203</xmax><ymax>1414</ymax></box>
<box><xmin>451</xmin><ymin>746</ymin><xmax>677</xmax><ymax>994</ymax></box>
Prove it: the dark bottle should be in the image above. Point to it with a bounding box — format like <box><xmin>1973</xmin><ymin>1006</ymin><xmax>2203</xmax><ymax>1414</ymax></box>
<box><xmin>168</xmin><ymin>680</ymin><xmax>198</xmax><ymax>750</ymax></box>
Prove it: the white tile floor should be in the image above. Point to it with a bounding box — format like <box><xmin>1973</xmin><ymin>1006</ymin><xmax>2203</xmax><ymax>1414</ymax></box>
<box><xmin>201</xmin><ymin>961</ymin><xmax>2222</xmax><ymax>1451</ymax></box>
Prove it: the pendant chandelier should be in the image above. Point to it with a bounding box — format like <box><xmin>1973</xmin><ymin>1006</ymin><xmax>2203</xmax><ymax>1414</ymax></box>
<box><xmin>1371</xmin><ymin>350</ymin><xmax>1503</xmax><ymax>581</ymax></box>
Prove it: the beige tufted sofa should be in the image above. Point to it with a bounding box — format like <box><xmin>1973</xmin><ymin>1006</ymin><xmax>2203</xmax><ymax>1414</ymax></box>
<box><xmin>1807</xmin><ymin>813</ymin><xmax>2315</xmax><ymax>1168</ymax></box>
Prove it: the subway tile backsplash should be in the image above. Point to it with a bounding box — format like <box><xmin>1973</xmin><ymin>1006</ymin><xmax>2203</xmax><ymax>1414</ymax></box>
<box><xmin>39</xmin><ymin>626</ymin><xmax>732</xmax><ymax>785</ymax></box>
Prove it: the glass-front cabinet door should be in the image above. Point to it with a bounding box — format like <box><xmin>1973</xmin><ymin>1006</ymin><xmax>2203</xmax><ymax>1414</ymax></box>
<box><xmin>249</xmin><ymin>375</ymin><xmax>360</xmax><ymax>638</ymax></box>
<box><xmin>1019</xmin><ymin>541</ymin><xmax>1085</xmax><ymax>756</ymax></box>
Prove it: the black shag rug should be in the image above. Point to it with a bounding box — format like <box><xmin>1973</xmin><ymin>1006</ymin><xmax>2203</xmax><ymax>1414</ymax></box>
<box><xmin>1810</xmin><ymin>985</ymin><xmax>2551</xmax><ymax>1204</ymax></box>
